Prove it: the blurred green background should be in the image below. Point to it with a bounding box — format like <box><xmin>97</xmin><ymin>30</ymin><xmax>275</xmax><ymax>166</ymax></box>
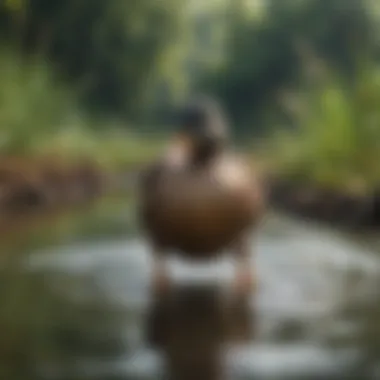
<box><xmin>0</xmin><ymin>1</ymin><xmax>379</xmax><ymax>380</ymax></box>
<box><xmin>1</xmin><ymin>0</ymin><xmax>379</xmax><ymax>189</ymax></box>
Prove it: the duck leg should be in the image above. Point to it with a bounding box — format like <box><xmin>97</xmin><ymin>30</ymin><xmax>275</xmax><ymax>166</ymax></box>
<box><xmin>233</xmin><ymin>233</ymin><xmax>255</xmax><ymax>296</ymax></box>
<box><xmin>151</xmin><ymin>244</ymin><xmax>171</xmax><ymax>296</ymax></box>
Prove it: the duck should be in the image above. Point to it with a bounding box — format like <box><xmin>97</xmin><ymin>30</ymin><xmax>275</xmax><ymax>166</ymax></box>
<box><xmin>138</xmin><ymin>96</ymin><xmax>265</xmax><ymax>295</ymax></box>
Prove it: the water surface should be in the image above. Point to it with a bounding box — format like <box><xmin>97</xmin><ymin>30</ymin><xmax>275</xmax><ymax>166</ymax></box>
<box><xmin>4</xmin><ymin>198</ymin><xmax>379</xmax><ymax>379</ymax></box>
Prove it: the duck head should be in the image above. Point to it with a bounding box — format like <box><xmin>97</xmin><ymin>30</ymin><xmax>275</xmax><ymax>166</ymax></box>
<box><xmin>174</xmin><ymin>96</ymin><xmax>229</xmax><ymax>164</ymax></box>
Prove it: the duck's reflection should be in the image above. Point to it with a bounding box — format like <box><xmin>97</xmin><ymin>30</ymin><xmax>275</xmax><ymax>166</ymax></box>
<box><xmin>146</xmin><ymin>284</ymin><xmax>255</xmax><ymax>380</ymax></box>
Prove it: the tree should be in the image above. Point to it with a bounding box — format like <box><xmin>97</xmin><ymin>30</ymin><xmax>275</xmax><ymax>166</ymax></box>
<box><xmin>0</xmin><ymin>0</ymin><xmax>183</xmax><ymax>120</ymax></box>
<box><xmin>200</xmin><ymin>0</ymin><xmax>375</xmax><ymax>136</ymax></box>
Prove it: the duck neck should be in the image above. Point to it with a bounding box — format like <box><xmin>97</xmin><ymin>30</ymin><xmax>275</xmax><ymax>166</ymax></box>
<box><xmin>190</xmin><ymin>141</ymin><xmax>224</xmax><ymax>168</ymax></box>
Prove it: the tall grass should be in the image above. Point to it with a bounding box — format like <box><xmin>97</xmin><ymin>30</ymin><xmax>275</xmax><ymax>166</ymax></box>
<box><xmin>35</xmin><ymin>127</ymin><xmax>165</xmax><ymax>170</ymax></box>
<box><xmin>0</xmin><ymin>49</ymin><xmax>164</xmax><ymax>167</ymax></box>
<box><xmin>0</xmin><ymin>49</ymin><xmax>75</xmax><ymax>154</ymax></box>
<box><xmin>268</xmin><ymin>65</ymin><xmax>380</xmax><ymax>195</ymax></box>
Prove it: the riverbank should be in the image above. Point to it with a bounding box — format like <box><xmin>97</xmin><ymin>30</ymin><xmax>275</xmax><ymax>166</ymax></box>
<box><xmin>0</xmin><ymin>153</ymin><xmax>378</xmax><ymax>233</ymax></box>
<box><xmin>0</xmin><ymin>156</ymin><xmax>107</xmax><ymax>213</ymax></box>
<box><xmin>267</xmin><ymin>176</ymin><xmax>380</xmax><ymax>230</ymax></box>
<box><xmin>251</xmin><ymin>150</ymin><xmax>380</xmax><ymax>230</ymax></box>
<box><xmin>0</xmin><ymin>155</ymin><xmax>141</xmax><ymax>217</ymax></box>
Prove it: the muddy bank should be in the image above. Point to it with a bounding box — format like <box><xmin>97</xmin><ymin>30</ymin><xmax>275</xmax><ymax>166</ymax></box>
<box><xmin>267</xmin><ymin>177</ymin><xmax>380</xmax><ymax>230</ymax></box>
<box><xmin>0</xmin><ymin>155</ymin><xmax>116</xmax><ymax>215</ymax></box>
<box><xmin>4</xmin><ymin>154</ymin><xmax>379</xmax><ymax>233</ymax></box>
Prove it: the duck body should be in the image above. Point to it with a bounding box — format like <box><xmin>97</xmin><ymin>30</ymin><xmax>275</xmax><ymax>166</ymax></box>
<box><xmin>140</xmin><ymin>150</ymin><xmax>262</xmax><ymax>260</ymax></box>
<box><xmin>139</xmin><ymin>96</ymin><xmax>264</xmax><ymax>295</ymax></box>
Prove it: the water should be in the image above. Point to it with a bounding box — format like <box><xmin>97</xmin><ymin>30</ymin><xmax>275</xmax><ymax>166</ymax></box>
<box><xmin>2</xmin><ymin>197</ymin><xmax>380</xmax><ymax>379</ymax></box>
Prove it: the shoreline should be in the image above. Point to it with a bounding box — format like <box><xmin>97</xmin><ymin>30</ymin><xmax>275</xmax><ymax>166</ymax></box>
<box><xmin>267</xmin><ymin>177</ymin><xmax>380</xmax><ymax>231</ymax></box>
<box><xmin>0</xmin><ymin>155</ymin><xmax>119</xmax><ymax>216</ymax></box>
<box><xmin>0</xmin><ymin>154</ymin><xmax>378</xmax><ymax>233</ymax></box>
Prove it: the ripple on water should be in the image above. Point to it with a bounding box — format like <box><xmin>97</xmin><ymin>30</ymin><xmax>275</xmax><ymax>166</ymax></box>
<box><xmin>27</xmin><ymin>214</ymin><xmax>380</xmax><ymax>379</ymax></box>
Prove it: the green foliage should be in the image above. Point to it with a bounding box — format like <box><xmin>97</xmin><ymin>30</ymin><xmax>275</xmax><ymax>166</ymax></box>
<box><xmin>36</xmin><ymin>127</ymin><xmax>165</xmax><ymax>170</ymax></box>
<box><xmin>0</xmin><ymin>0</ymin><xmax>183</xmax><ymax>118</ymax></box>
<box><xmin>0</xmin><ymin>0</ymin><xmax>380</xmax><ymax>187</ymax></box>
<box><xmin>268</xmin><ymin>64</ymin><xmax>380</xmax><ymax>193</ymax></box>
<box><xmin>3</xmin><ymin>0</ymin><xmax>24</xmax><ymax>12</ymax></box>
<box><xmin>0</xmin><ymin>48</ymin><xmax>163</xmax><ymax>166</ymax></box>
<box><xmin>201</xmin><ymin>0</ymin><xmax>375</xmax><ymax>135</ymax></box>
<box><xmin>0</xmin><ymin>49</ymin><xmax>75</xmax><ymax>154</ymax></box>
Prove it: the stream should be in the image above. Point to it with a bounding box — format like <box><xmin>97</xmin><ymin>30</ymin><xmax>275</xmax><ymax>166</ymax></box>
<box><xmin>2</xmin><ymin>196</ymin><xmax>379</xmax><ymax>380</ymax></box>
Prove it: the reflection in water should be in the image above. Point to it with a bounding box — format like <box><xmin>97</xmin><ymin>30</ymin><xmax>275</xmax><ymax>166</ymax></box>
<box><xmin>0</xmin><ymin>268</ymin><xmax>132</xmax><ymax>380</ymax></box>
<box><xmin>146</xmin><ymin>285</ymin><xmax>253</xmax><ymax>380</ymax></box>
<box><xmin>0</xmin><ymin>199</ymin><xmax>379</xmax><ymax>380</ymax></box>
